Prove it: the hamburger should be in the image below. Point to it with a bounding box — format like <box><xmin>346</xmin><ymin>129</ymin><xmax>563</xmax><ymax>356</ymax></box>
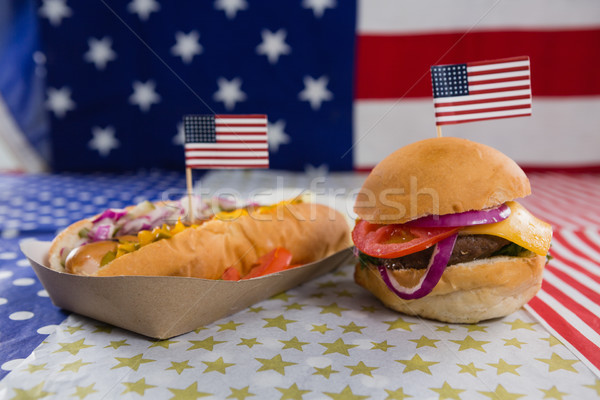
<box><xmin>352</xmin><ymin>137</ymin><xmax>552</xmax><ymax>323</ymax></box>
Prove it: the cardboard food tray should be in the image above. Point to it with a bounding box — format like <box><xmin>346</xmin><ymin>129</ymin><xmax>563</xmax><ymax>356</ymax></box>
<box><xmin>21</xmin><ymin>240</ymin><xmax>354</xmax><ymax>339</ymax></box>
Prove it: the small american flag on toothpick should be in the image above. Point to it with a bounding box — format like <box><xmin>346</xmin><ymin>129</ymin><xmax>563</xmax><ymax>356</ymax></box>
<box><xmin>430</xmin><ymin>56</ymin><xmax>532</xmax><ymax>127</ymax></box>
<box><xmin>183</xmin><ymin>114</ymin><xmax>269</xmax><ymax>222</ymax></box>
<box><xmin>184</xmin><ymin>114</ymin><xmax>269</xmax><ymax>169</ymax></box>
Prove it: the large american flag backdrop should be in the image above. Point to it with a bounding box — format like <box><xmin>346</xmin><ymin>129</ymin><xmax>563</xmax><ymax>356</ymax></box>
<box><xmin>31</xmin><ymin>0</ymin><xmax>600</xmax><ymax>172</ymax></box>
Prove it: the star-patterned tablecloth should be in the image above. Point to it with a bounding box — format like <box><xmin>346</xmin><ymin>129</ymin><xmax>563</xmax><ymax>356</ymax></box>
<box><xmin>1</xmin><ymin>264</ymin><xmax>599</xmax><ymax>400</ymax></box>
<box><xmin>0</xmin><ymin>170</ymin><xmax>599</xmax><ymax>399</ymax></box>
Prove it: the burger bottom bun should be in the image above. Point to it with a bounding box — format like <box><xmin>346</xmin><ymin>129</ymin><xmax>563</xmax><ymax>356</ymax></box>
<box><xmin>354</xmin><ymin>253</ymin><xmax>545</xmax><ymax>323</ymax></box>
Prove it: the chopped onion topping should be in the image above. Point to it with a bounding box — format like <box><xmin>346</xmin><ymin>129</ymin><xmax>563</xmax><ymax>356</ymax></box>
<box><xmin>91</xmin><ymin>209</ymin><xmax>128</xmax><ymax>223</ymax></box>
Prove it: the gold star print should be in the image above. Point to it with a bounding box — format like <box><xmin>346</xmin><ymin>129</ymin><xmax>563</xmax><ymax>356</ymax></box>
<box><xmin>313</xmin><ymin>365</ymin><xmax>339</xmax><ymax>379</ymax></box>
<box><xmin>285</xmin><ymin>303</ymin><xmax>305</xmax><ymax>311</ymax></box>
<box><xmin>361</xmin><ymin>305</ymin><xmax>377</xmax><ymax>313</ymax></box>
<box><xmin>536</xmin><ymin>352</ymin><xmax>579</xmax><ymax>373</ymax></box>
<box><xmin>409</xmin><ymin>336</ymin><xmax>439</xmax><ymax>348</ymax></box>
<box><xmin>10</xmin><ymin>382</ymin><xmax>53</xmax><ymax>400</ymax></box>
<box><xmin>478</xmin><ymin>384</ymin><xmax>525</xmax><ymax>400</ymax></box>
<box><xmin>345</xmin><ymin>361</ymin><xmax>378</xmax><ymax>377</ymax></box>
<box><xmin>435</xmin><ymin>325</ymin><xmax>455</xmax><ymax>333</ymax></box>
<box><xmin>202</xmin><ymin>357</ymin><xmax>235</xmax><ymax>374</ymax></box>
<box><xmin>384</xmin><ymin>387</ymin><xmax>412</xmax><ymax>399</ymax></box>
<box><xmin>541</xmin><ymin>335</ymin><xmax>562</xmax><ymax>347</ymax></box>
<box><xmin>217</xmin><ymin>320</ymin><xmax>243</xmax><ymax>331</ymax></box>
<box><xmin>167</xmin><ymin>360</ymin><xmax>193</xmax><ymax>375</ymax></box>
<box><xmin>430</xmin><ymin>382</ymin><xmax>465</xmax><ymax>400</ymax></box>
<box><xmin>248</xmin><ymin>306</ymin><xmax>265</xmax><ymax>313</ymax></box>
<box><xmin>539</xmin><ymin>386</ymin><xmax>568</xmax><ymax>400</ymax></box>
<box><xmin>464</xmin><ymin>324</ymin><xmax>487</xmax><ymax>332</ymax></box>
<box><xmin>383</xmin><ymin>317</ymin><xmax>416</xmax><ymax>332</ymax></box>
<box><xmin>53</xmin><ymin>339</ymin><xmax>94</xmax><ymax>356</ymax></box>
<box><xmin>72</xmin><ymin>383</ymin><xmax>98</xmax><ymax>400</ymax></box>
<box><xmin>487</xmin><ymin>359</ymin><xmax>521</xmax><ymax>375</ymax></box>
<box><xmin>91</xmin><ymin>324</ymin><xmax>112</xmax><ymax>334</ymax></box>
<box><xmin>193</xmin><ymin>326</ymin><xmax>207</xmax><ymax>333</ymax></box>
<box><xmin>396</xmin><ymin>354</ymin><xmax>439</xmax><ymax>375</ymax></box>
<box><xmin>60</xmin><ymin>359</ymin><xmax>91</xmax><ymax>373</ymax></box>
<box><xmin>270</xmin><ymin>292</ymin><xmax>293</xmax><ymax>302</ymax></box>
<box><xmin>503</xmin><ymin>318</ymin><xmax>536</xmax><ymax>331</ymax></box>
<box><xmin>323</xmin><ymin>385</ymin><xmax>369</xmax><ymax>400</ymax></box>
<box><xmin>111</xmin><ymin>353</ymin><xmax>155</xmax><ymax>371</ymax></box>
<box><xmin>64</xmin><ymin>325</ymin><xmax>84</xmax><ymax>334</ymax></box>
<box><xmin>105</xmin><ymin>340</ymin><xmax>129</xmax><ymax>349</ymax></box>
<box><xmin>335</xmin><ymin>290</ymin><xmax>353</xmax><ymax>297</ymax></box>
<box><xmin>187</xmin><ymin>336</ymin><xmax>226</xmax><ymax>351</ymax></box>
<box><xmin>238</xmin><ymin>338</ymin><xmax>262</xmax><ymax>348</ymax></box>
<box><xmin>311</xmin><ymin>324</ymin><xmax>332</xmax><ymax>334</ymax></box>
<box><xmin>450</xmin><ymin>335</ymin><xmax>490</xmax><ymax>352</ymax></box>
<box><xmin>275</xmin><ymin>383</ymin><xmax>311</xmax><ymax>400</ymax></box>
<box><xmin>503</xmin><ymin>337</ymin><xmax>526</xmax><ymax>349</ymax></box>
<box><xmin>333</xmin><ymin>269</ymin><xmax>346</xmax><ymax>276</ymax></box>
<box><xmin>318</xmin><ymin>281</ymin><xmax>337</xmax><ymax>288</ymax></box>
<box><xmin>280</xmin><ymin>336</ymin><xmax>309</xmax><ymax>351</ymax></box>
<box><xmin>24</xmin><ymin>363</ymin><xmax>47</xmax><ymax>373</ymax></box>
<box><xmin>149</xmin><ymin>339</ymin><xmax>179</xmax><ymax>349</ymax></box>
<box><xmin>456</xmin><ymin>362</ymin><xmax>484</xmax><ymax>377</ymax></box>
<box><xmin>339</xmin><ymin>322</ymin><xmax>366</xmax><ymax>334</ymax></box>
<box><xmin>227</xmin><ymin>386</ymin><xmax>255</xmax><ymax>400</ymax></box>
<box><xmin>319</xmin><ymin>302</ymin><xmax>349</xmax><ymax>317</ymax></box>
<box><xmin>311</xmin><ymin>292</ymin><xmax>326</xmax><ymax>298</ymax></box>
<box><xmin>122</xmin><ymin>378</ymin><xmax>156</xmax><ymax>396</ymax></box>
<box><xmin>371</xmin><ymin>340</ymin><xmax>395</xmax><ymax>352</ymax></box>
<box><xmin>255</xmin><ymin>354</ymin><xmax>297</xmax><ymax>375</ymax></box>
<box><xmin>263</xmin><ymin>314</ymin><xmax>297</xmax><ymax>331</ymax></box>
<box><xmin>168</xmin><ymin>382</ymin><xmax>211</xmax><ymax>399</ymax></box>
<box><xmin>320</xmin><ymin>338</ymin><xmax>359</xmax><ymax>356</ymax></box>
<box><xmin>584</xmin><ymin>380</ymin><xmax>600</xmax><ymax>396</ymax></box>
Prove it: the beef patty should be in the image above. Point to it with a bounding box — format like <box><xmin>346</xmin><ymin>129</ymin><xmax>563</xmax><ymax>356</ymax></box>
<box><xmin>380</xmin><ymin>234</ymin><xmax>510</xmax><ymax>270</ymax></box>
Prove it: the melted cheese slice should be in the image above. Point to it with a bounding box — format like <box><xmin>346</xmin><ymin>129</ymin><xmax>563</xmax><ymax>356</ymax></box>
<box><xmin>460</xmin><ymin>201</ymin><xmax>552</xmax><ymax>256</ymax></box>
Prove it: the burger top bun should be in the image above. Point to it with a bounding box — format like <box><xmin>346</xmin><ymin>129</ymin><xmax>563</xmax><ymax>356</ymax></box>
<box><xmin>354</xmin><ymin>137</ymin><xmax>531</xmax><ymax>224</ymax></box>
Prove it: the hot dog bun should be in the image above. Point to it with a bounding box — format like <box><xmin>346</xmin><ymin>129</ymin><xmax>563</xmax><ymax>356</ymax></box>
<box><xmin>49</xmin><ymin>202</ymin><xmax>351</xmax><ymax>278</ymax></box>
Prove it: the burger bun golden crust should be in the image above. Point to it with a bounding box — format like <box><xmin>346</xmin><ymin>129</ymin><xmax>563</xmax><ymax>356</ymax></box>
<box><xmin>354</xmin><ymin>137</ymin><xmax>531</xmax><ymax>224</ymax></box>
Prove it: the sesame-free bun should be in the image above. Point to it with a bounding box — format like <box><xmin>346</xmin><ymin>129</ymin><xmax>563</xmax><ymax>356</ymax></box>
<box><xmin>354</xmin><ymin>137</ymin><xmax>531</xmax><ymax>224</ymax></box>
<box><xmin>354</xmin><ymin>253</ymin><xmax>545</xmax><ymax>323</ymax></box>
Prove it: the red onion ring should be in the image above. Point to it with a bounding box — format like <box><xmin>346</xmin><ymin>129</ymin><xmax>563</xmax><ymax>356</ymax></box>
<box><xmin>406</xmin><ymin>203</ymin><xmax>510</xmax><ymax>228</ymax></box>
<box><xmin>377</xmin><ymin>232</ymin><xmax>458</xmax><ymax>300</ymax></box>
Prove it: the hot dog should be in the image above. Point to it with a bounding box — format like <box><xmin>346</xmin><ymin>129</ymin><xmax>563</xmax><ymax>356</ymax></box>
<box><xmin>48</xmin><ymin>198</ymin><xmax>351</xmax><ymax>279</ymax></box>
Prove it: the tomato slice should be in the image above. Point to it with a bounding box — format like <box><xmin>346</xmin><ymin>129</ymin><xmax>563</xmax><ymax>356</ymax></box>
<box><xmin>221</xmin><ymin>267</ymin><xmax>241</xmax><ymax>281</ymax></box>
<box><xmin>352</xmin><ymin>220</ymin><xmax>459</xmax><ymax>259</ymax></box>
<box><xmin>242</xmin><ymin>248</ymin><xmax>293</xmax><ymax>279</ymax></box>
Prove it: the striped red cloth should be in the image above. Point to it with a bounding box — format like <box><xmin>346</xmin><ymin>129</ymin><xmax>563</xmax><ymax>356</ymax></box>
<box><xmin>522</xmin><ymin>173</ymin><xmax>600</xmax><ymax>376</ymax></box>
<box><xmin>353</xmin><ymin>1</ymin><xmax>600</xmax><ymax>171</ymax></box>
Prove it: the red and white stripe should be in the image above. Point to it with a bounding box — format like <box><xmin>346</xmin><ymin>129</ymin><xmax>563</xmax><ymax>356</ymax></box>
<box><xmin>353</xmin><ymin>0</ymin><xmax>600</xmax><ymax>170</ymax></box>
<box><xmin>521</xmin><ymin>172</ymin><xmax>600</xmax><ymax>377</ymax></box>
<box><xmin>433</xmin><ymin>57</ymin><xmax>532</xmax><ymax>125</ymax></box>
<box><xmin>525</xmin><ymin>227</ymin><xmax>600</xmax><ymax>377</ymax></box>
<box><xmin>185</xmin><ymin>115</ymin><xmax>269</xmax><ymax>169</ymax></box>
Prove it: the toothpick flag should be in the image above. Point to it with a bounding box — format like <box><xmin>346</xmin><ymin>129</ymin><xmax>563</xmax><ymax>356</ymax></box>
<box><xmin>430</xmin><ymin>56</ymin><xmax>532</xmax><ymax>126</ymax></box>
<box><xmin>184</xmin><ymin>114</ymin><xmax>269</xmax><ymax>169</ymax></box>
